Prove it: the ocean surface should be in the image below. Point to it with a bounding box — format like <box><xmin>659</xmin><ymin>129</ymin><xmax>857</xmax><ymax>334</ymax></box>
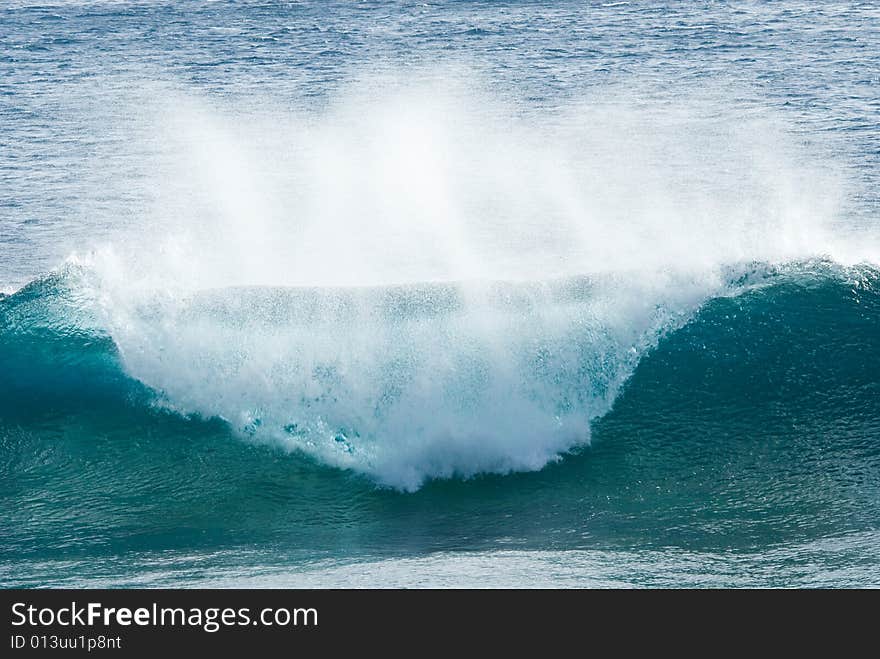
<box><xmin>1</xmin><ymin>0</ymin><xmax>879</xmax><ymax>587</ymax></box>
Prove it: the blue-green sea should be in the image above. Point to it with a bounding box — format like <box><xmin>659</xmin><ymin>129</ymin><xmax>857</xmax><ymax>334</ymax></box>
<box><xmin>1</xmin><ymin>0</ymin><xmax>879</xmax><ymax>587</ymax></box>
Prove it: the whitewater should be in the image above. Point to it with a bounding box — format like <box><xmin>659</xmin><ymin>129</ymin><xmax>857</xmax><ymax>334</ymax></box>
<box><xmin>8</xmin><ymin>76</ymin><xmax>873</xmax><ymax>491</ymax></box>
<box><xmin>2</xmin><ymin>0</ymin><xmax>879</xmax><ymax>587</ymax></box>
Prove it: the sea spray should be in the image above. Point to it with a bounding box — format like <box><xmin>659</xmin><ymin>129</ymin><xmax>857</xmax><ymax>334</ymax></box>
<box><xmin>51</xmin><ymin>71</ymin><xmax>857</xmax><ymax>488</ymax></box>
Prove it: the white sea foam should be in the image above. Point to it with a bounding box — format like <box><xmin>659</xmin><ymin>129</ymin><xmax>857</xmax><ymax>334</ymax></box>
<box><xmin>73</xmin><ymin>70</ymin><xmax>863</xmax><ymax>488</ymax></box>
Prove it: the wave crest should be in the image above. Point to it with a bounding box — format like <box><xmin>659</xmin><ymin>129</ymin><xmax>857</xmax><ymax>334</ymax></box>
<box><xmin>4</xmin><ymin>262</ymin><xmax>876</xmax><ymax>490</ymax></box>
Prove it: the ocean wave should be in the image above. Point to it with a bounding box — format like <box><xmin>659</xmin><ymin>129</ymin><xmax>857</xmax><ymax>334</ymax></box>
<box><xmin>2</xmin><ymin>260</ymin><xmax>877</xmax><ymax>490</ymax></box>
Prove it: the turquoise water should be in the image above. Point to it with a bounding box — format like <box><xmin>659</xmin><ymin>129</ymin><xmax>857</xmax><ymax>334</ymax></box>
<box><xmin>1</xmin><ymin>1</ymin><xmax>879</xmax><ymax>587</ymax></box>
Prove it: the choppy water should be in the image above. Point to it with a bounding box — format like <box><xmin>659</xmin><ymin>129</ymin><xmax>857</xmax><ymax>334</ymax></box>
<box><xmin>1</xmin><ymin>0</ymin><xmax>879</xmax><ymax>587</ymax></box>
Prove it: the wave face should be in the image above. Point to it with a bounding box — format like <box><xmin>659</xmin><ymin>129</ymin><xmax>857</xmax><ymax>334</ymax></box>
<box><xmin>3</xmin><ymin>265</ymin><xmax>716</xmax><ymax>490</ymax></box>
<box><xmin>2</xmin><ymin>260</ymin><xmax>880</xmax><ymax>586</ymax></box>
<box><xmin>2</xmin><ymin>261</ymin><xmax>878</xmax><ymax>490</ymax></box>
